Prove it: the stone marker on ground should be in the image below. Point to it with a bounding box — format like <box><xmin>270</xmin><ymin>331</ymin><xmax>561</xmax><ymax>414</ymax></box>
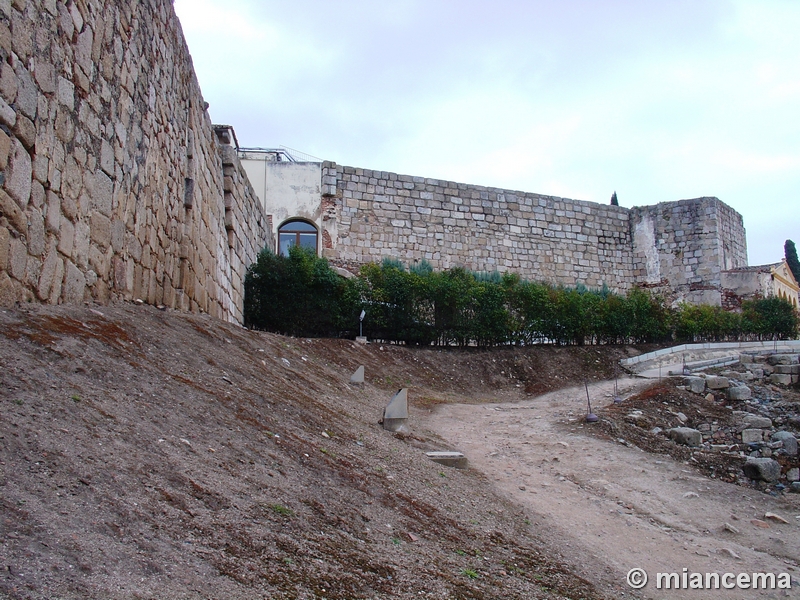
<box><xmin>350</xmin><ymin>365</ymin><xmax>365</xmax><ymax>384</ymax></box>
<box><xmin>382</xmin><ymin>388</ymin><xmax>409</xmax><ymax>432</ymax></box>
<box><xmin>742</xmin><ymin>457</ymin><xmax>781</xmax><ymax>482</ymax></box>
<box><xmin>425</xmin><ymin>451</ymin><xmax>468</xmax><ymax>469</ymax></box>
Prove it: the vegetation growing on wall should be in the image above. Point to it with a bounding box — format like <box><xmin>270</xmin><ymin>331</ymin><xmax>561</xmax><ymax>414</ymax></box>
<box><xmin>244</xmin><ymin>250</ymin><xmax>799</xmax><ymax>345</ymax></box>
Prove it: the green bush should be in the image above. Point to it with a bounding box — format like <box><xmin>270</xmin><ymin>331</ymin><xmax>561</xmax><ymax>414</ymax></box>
<box><xmin>244</xmin><ymin>252</ymin><xmax>799</xmax><ymax>345</ymax></box>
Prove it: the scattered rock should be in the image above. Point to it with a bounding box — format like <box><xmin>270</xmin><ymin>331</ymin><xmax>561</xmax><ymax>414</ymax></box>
<box><xmin>723</xmin><ymin>523</ymin><xmax>739</xmax><ymax>534</ymax></box>
<box><xmin>786</xmin><ymin>468</ymin><xmax>799</xmax><ymax>482</ymax></box>
<box><xmin>750</xmin><ymin>519</ymin><xmax>770</xmax><ymax>529</ymax></box>
<box><xmin>719</xmin><ymin>548</ymin><xmax>740</xmax><ymax>559</ymax></box>
<box><xmin>764</xmin><ymin>512</ymin><xmax>789</xmax><ymax>524</ymax></box>
<box><xmin>790</xmin><ymin>482</ymin><xmax>800</xmax><ymax>493</ymax></box>
<box><xmin>742</xmin><ymin>457</ymin><xmax>780</xmax><ymax>482</ymax></box>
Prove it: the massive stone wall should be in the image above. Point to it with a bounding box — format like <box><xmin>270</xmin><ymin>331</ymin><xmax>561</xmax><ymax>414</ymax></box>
<box><xmin>0</xmin><ymin>0</ymin><xmax>272</xmax><ymax>322</ymax></box>
<box><xmin>320</xmin><ymin>162</ymin><xmax>638</xmax><ymax>292</ymax></box>
<box><xmin>320</xmin><ymin>162</ymin><xmax>748</xmax><ymax>299</ymax></box>
<box><xmin>630</xmin><ymin>198</ymin><xmax>747</xmax><ymax>304</ymax></box>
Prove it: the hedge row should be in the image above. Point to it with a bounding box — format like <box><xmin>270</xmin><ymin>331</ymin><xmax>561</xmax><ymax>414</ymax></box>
<box><xmin>244</xmin><ymin>248</ymin><xmax>799</xmax><ymax>345</ymax></box>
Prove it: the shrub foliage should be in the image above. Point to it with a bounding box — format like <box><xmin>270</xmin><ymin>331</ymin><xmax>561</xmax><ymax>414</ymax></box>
<box><xmin>244</xmin><ymin>250</ymin><xmax>799</xmax><ymax>344</ymax></box>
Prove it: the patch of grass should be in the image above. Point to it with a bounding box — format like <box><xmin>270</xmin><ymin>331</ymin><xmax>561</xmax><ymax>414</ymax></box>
<box><xmin>461</xmin><ymin>568</ymin><xmax>479</xmax><ymax>580</ymax></box>
<box><xmin>282</xmin><ymin>557</ymin><xmax>293</xmax><ymax>565</ymax></box>
<box><xmin>13</xmin><ymin>399</ymin><xmax>23</xmax><ymax>405</ymax></box>
<box><xmin>71</xmin><ymin>394</ymin><xmax>81</xmax><ymax>402</ymax></box>
<box><xmin>268</xmin><ymin>504</ymin><xmax>294</xmax><ymax>517</ymax></box>
<box><xmin>391</xmin><ymin>537</ymin><xmax>401</xmax><ymax>546</ymax></box>
<box><xmin>455</xmin><ymin>549</ymin><xmax>466</xmax><ymax>556</ymax></box>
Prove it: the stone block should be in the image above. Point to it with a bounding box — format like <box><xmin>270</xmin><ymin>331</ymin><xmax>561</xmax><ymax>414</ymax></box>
<box><xmin>726</xmin><ymin>385</ymin><xmax>751</xmax><ymax>400</ymax></box>
<box><xmin>14</xmin><ymin>66</ymin><xmax>37</xmax><ymax>120</ymax></box>
<box><xmin>742</xmin><ymin>457</ymin><xmax>780</xmax><ymax>482</ymax></box>
<box><xmin>741</xmin><ymin>429</ymin><xmax>764</xmax><ymax>444</ymax></box>
<box><xmin>58</xmin><ymin>217</ymin><xmax>74</xmax><ymax>258</ymax></box>
<box><xmin>0</xmin><ymin>187</ymin><xmax>27</xmax><ymax>234</ymax></box>
<box><xmin>684</xmin><ymin>376</ymin><xmax>706</xmax><ymax>394</ymax></box>
<box><xmin>5</xmin><ymin>138</ymin><xmax>31</xmax><ymax>208</ymax></box>
<box><xmin>27</xmin><ymin>207</ymin><xmax>45</xmax><ymax>257</ymax></box>
<box><xmin>767</xmin><ymin>353</ymin><xmax>798</xmax><ymax>366</ymax></box>
<box><xmin>13</xmin><ymin>113</ymin><xmax>35</xmax><ymax>151</ymax></box>
<box><xmin>62</xmin><ymin>260</ymin><xmax>85</xmax><ymax>303</ymax></box>
<box><xmin>90</xmin><ymin>212</ymin><xmax>112</xmax><ymax>248</ymax></box>
<box><xmin>743</xmin><ymin>414</ymin><xmax>772</xmax><ymax>428</ymax></box>
<box><xmin>91</xmin><ymin>169</ymin><xmax>113</xmax><ymax>216</ymax></box>
<box><xmin>667</xmin><ymin>427</ymin><xmax>702</xmax><ymax>447</ymax></box>
<box><xmin>773</xmin><ymin>364</ymin><xmax>800</xmax><ymax>375</ymax></box>
<box><xmin>771</xmin><ymin>431</ymin><xmax>798</xmax><ymax>456</ymax></box>
<box><xmin>769</xmin><ymin>373</ymin><xmax>792</xmax><ymax>386</ymax></box>
<box><xmin>705</xmin><ymin>376</ymin><xmax>730</xmax><ymax>390</ymax></box>
<box><xmin>0</xmin><ymin>62</ymin><xmax>17</xmax><ymax>106</ymax></box>
<box><xmin>36</xmin><ymin>240</ymin><xmax>62</xmax><ymax>301</ymax></box>
<box><xmin>787</xmin><ymin>468</ymin><xmax>800</xmax><ymax>482</ymax></box>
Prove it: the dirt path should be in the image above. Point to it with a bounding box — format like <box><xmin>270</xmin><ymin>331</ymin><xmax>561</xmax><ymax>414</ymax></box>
<box><xmin>426</xmin><ymin>378</ymin><xmax>800</xmax><ymax>599</ymax></box>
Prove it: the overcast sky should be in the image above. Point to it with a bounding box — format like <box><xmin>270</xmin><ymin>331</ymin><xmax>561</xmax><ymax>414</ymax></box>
<box><xmin>174</xmin><ymin>0</ymin><xmax>799</xmax><ymax>266</ymax></box>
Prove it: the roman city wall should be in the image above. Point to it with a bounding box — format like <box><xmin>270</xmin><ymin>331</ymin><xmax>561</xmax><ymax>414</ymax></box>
<box><xmin>0</xmin><ymin>0</ymin><xmax>273</xmax><ymax>323</ymax></box>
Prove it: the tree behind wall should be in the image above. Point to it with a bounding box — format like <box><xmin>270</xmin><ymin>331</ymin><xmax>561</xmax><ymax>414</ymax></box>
<box><xmin>785</xmin><ymin>240</ymin><xmax>800</xmax><ymax>283</ymax></box>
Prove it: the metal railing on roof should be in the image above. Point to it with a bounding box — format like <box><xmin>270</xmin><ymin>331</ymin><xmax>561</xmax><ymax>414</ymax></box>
<box><xmin>237</xmin><ymin>145</ymin><xmax>323</xmax><ymax>164</ymax></box>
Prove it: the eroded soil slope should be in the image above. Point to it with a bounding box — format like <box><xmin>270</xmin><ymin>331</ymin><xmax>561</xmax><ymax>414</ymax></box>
<box><xmin>1</xmin><ymin>302</ymin><xmax>632</xmax><ymax>600</ymax></box>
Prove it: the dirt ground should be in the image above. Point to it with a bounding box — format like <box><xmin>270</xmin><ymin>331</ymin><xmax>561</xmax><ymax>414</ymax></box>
<box><xmin>1</xmin><ymin>302</ymin><xmax>798</xmax><ymax>599</ymax></box>
<box><xmin>428</xmin><ymin>380</ymin><xmax>800</xmax><ymax>600</ymax></box>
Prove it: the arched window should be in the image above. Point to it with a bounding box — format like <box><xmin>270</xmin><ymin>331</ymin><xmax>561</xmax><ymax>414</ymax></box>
<box><xmin>278</xmin><ymin>219</ymin><xmax>318</xmax><ymax>256</ymax></box>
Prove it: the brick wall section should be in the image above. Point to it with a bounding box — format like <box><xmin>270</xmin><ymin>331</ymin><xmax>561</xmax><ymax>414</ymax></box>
<box><xmin>321</xmin><ymin>162</ymin><xmax>637</xmax><ymax>292</ymax></box>
<box><xmin>0</xmin><ymin>0</ymin><xmax>272</xmax><ymax>323</ymax></box>
<box><xmin>321</xmin><ymin>163</ymin><xmax>748</xmax><ymax>298</ymax></box>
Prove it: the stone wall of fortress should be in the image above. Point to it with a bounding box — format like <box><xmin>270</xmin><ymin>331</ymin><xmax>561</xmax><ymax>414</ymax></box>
<box><xmin>0</xmin><ymin>0</ymin><xmax>748</xmax><ymax>322</ymax></box>
<box><xmin>320</xmin><ymin>163</ymin><xmax>748</xmax><ymax>301</ymax></box>
<box><xmin>0</xmin><ymin>0</ymin><xmax>272</xmax><ymax>323</ymax></box>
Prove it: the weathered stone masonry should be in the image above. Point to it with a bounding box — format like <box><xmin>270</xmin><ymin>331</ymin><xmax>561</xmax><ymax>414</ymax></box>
<box><xmin>0</xmin><ymin>0</ymin><xmax>272</xmax><ymax>322</ymax></box>
<box><xmin>319</xmin><ymin>163</ymin><xmax>748</xmax><ymax>302</ymax></box>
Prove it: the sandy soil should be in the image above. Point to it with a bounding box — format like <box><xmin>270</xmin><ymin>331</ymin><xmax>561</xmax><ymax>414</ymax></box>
<box><xmin>426</xmin><ymin>379</ymin><xmax>800</xmax><ymax>599</ymax></box>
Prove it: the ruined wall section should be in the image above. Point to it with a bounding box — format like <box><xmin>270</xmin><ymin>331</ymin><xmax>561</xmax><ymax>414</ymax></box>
<box><xmin>0</xmin><ymin>0</ymin><xmax>272</xmax><ymax>322</ymax></box>
<box><xmin>322</xmin><ymin>162</ymin><xmax>636</xmax><ymax>291</ymax></box>
<box><xmin>629</xmin><ymin>198</ymin><xmax>747</xmax><ymax>305</ymax></box>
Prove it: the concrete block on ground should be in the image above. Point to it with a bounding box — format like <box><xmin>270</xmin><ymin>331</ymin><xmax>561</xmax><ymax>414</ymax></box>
<box><xmin>742</xmin><ymin>457</ymin><xmax>781</xmax><ymax>482</ymax></box>
<box><xmin>350</xmin><ymin>365</ymin><xmax>364</xmax><ymax>384</ymax></box>
<box><xmin>382</xmin><ymin>388</ymin><xmax>408</xmax><ymax>432</ymax></box>
<box><xmin>426</xmin><ymin>451</ymin><xmax>468</xmax><ymax>469</ymax></box>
